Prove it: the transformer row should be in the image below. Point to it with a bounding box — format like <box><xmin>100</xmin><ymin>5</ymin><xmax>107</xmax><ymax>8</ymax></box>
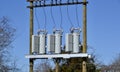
<box><xmin>32</xmin><ymin>30</ymin><xmax>81</xmax><ymax>54</ymax></box>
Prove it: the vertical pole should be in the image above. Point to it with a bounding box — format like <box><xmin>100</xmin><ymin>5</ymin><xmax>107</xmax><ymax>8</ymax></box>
<box><xmin>83</xmin><ymin>0</ymin><xmax>87</xmax><ymax>53</ymax></box>
<box><xmin>55</xmin><ymin>59</ymin><xmax>59</xmax><ymax>72</ymax></box>
<box><xmin>82</xmin><ymin>0</ymin><xmax>87</xmax><ymax>72</ymax></box>
<box><xmin>29</xmin><ymin>1</ymin><xmax>34</xmax><ymax>72</ymax></box>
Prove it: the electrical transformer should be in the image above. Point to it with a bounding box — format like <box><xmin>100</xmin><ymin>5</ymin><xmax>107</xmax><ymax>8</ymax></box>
<box><xmin>32</xmin><ymin>35</ymin><xmax>39</xmax><ymax>54</ymax></box>
<box><xmin>65</xmin><ymin>33</ymin><xmax>73</xmax><ymax>52</ymax></box>
<box><xmin>47</xmin><ymin>34</ymin><xmax>55</xmax><ymax>52</ymax></box>
<box><xmin>39</xmin><ymin>34</ymin><xmax>46</xmax><ymax>54</ymax></box>
<box><xmin>55</xmin><ymin>33</ymin><xmax>62</xmax><ymax>54</ymax></box>
<box><xmin>73</xmin><ymin>32</ymin><xmax>80</xmax><ymax>53</ymax></box>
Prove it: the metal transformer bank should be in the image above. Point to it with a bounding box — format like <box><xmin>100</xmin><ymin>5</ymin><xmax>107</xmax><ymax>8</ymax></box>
<box><xmin>47</xmin><ymin>29</ymin><xmax>62</xmax><ymax>54</ymax></box>
<box><xmin>65</xmin><ymin>28</ymin><xmax>81</xmax><ymax>53</ymax></box>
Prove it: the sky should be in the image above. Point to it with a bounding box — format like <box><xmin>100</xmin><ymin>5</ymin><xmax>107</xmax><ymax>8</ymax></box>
<box><xmin>0</xmin><ymin>0</ymin><xmax>120</xmax><ymax>71</ymax></box>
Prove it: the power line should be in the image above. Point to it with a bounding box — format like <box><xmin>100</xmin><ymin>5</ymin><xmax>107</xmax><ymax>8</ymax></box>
<box><xmin>59</xmin><ymin>6</ymin><xmax>63</xmax><ymax>29</ymax></box>
<box><xmin>67</xmin><ymin>5</ymin><xmax>73</xmax><ymax>28</ymax></box>
<box><xmin>59</xmin><ymin>0</ymin><xmax>62</xmax><ymax>29</ymax></box>
<box><xmin>42</xmin><ymin>7</ymin><xmax>47</xmax><ymax>30</ymax></box>
<box><xmin>50</xmin><ymin>6</ymin><xmax>56</xmax><ymax>29</ymax></box>
<box><xmin>75</xmin><ymin>5</ymin><xmax>80</xmax><ymax>27</ymax></box>
<box><xmin>35</xmin><ymin>8</ymin><xmax>40</xmax><ymax>29</ymax></box>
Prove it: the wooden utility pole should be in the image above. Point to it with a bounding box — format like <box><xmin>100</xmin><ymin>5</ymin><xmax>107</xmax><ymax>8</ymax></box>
<box><xmin>55</xmin><ymin>59</ymin><xmax>59</xmax><ymax>72</ymax></box>
<box><xmin>82</xmin><ymin>0</ymin><xmax>87</xmax><ymax>72</ymax></box>
<box><xmin>29</xmin><ymin>1</ymin><xmax>34</xmax><ymax>72</ymax></box>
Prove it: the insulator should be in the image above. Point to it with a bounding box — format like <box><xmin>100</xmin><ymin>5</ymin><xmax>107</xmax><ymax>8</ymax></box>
<box><xmin>65</xmin><ymin>33</ymin><xmax>73</xmax><ymax>52</ymax></box>
<box><xmin>73</xmin><ymin>32</ymin><xmax>80</xmax><ymax>53</ymax></box>
<box><xmin>55</xmin><ymin>33</ymin><xmax>62</xmax><ymax>54</ymax></box>
<box><xmin>47</xmin><ymin>34</ymin><xmax>55</xmax><ymax>52</ymax></box>
<box><xmin>32</xmin><ymin>35</ymin><xmax>39</xmax><ymax>54</ymax></box>
<box><xmin>39</xmin><ymin>34</ymin><xmax>46</xmax><ymax>54</ymax></box>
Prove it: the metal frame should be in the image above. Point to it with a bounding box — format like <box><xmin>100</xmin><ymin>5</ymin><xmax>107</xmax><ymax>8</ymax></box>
<box><xmin>27</xmin><ymin>0</ymin><xmax>88</xmax><ymax>72</ymax></box>
<box><xmin>26</xmin><ymin>53</ymin><xmax>91</xmax><ymax>59</ymax></box>
<box><xmin>27</xmin><ymin>0</ymin><xmax>88</xmax><ymax>8</ymax></box>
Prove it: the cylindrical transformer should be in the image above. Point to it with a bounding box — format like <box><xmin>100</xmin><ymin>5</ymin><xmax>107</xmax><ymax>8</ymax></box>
<box><xmin>55</xmin><ymin>33</ymin><xmax>62</xmax><ymax>54</ymax></box>
<box><xmin>39</xmin><ymin>34</ymin><xmax>46</xmax><ymax>54</ymax></box>
<box><xmin>65</xmin><ymin>33</ymin><xmax>73</xmax><ymax>52</ymax></box>
<box><xmin>47</xmin><ymin>34</ymin><xmax>55</xmax><ymax>52</ymax></box>
<box><xmin>32</xmin><ymin>35</ymin><xmax>39</xmax><ymax>54</ymax></box>
<box><xmin>73</xmin><ymin>32</ymin><xmax>80</xmax><ymax>53</ymax></box>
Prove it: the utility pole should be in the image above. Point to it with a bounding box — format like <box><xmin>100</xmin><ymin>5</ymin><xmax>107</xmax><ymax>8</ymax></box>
<box><xmin>82</xmin><ymin>0</ymin><xmax>87</xmax><ymax>72</ymax></box>
<box><xmin>55</xmin><ymin>59</ymin><xmax>59</xmax><ymax>72</ymax></box>
<box><xmin>29</xmin><ymin>1</ymin><xmax>34</xmax><ymax>72</ymax></box>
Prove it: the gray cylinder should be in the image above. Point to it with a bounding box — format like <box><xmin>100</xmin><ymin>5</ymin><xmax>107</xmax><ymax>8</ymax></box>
<box><xmin>73</xmin><ymin>33</ymin><xmax>80</xmax><ymax>53</ymax></box>
<box><xmin>32</xmin><ymin>35</ymin><xmax>39</xmax><ymax>54</ymax></box>
<box><xmin>39</xmin><ymin>34</ymin><xmax>46</xmax><ymax>54</ymax></box>
<box><xmin>55</xmin><ymin>33</ymin><xmax>62</xmax><ymax>54</ymax></box>
<box><xmin>65</xmin><ymin>33</ymin><xmax>73</xmax><ymax>52</ymax></box>
<box><xmin>47</xmin><ymin>34</ymin><xmax>55</xmax><ymax>52</ymax></box>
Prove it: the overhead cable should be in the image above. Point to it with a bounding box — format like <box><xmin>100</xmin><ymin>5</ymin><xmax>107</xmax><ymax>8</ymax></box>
<box><xmin>42</xmin><ymin>7</ymin><xmax>47</xmax><ymax>30</ymax></box>
<box><xmin>50</xmin><ymin>6</ymin><xmax>56</xmax><ymax>29</ymax></box>
<box><xmin>35</xmin><ymin>8</ymin><xmax>40</xmax><ymax>29</ymax></box>
<box><xmin>67</xmin><ymin>5</ymin><xmax>73</xmax><ymax>28</ymax></box>
<box><xmin>59</xmin><ymin>6</ymin><xmax>63</xmax><ymax>29</ymax></box>
<box><xmin>59</xmin><ymin>0</ymin><xmax>63</xmax><ymax>29</ymax></box>
<box><xmin>75</xmin><ymin>5</ymin><xmax>80</xmax><ymax>27</ymax></box>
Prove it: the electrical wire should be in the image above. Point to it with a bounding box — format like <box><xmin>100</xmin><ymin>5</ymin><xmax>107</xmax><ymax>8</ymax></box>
<box><xmin>35</xmin><ymin>8</ymin><xmax>40</xmax><ymax>29</ymax></box>
<box><xmin>75</xmin><ymin>5</ymin><xmax>80</xmax><ymax>27</ymax></box>
<box><xmin>42</xmin><ymin>7</ymin><xmax>47</xmax><ymax>30</ymax></box>
<box><xmin>67</xmin><ymin>5</ymin><xmax>73</xmax><ymax>28</ymax></box>
<box><xmin>50</xmin><ymin>6</ymin><xmax>56</xmax><ymax>29</ymax></box>
<box><xmin>59</xmin><ymin>6</ymin><xmax>63</xmax><ymax>29</ymax></box>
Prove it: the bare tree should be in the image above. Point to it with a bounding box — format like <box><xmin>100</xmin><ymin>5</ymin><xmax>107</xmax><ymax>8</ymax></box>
<box><xmin>9</xmin><ymin>58</ymin><xmax>21</xmax><ymax>72</ymax></box>
<box><xmin>0</xmin><ymin>17</ymin><xmax>15</xmax><ymax>72</ymax></box>
<box><xmin>34</xmin><ymin>59</ymin><xmax>52</xmax><ymax>72</ymax></box>
<box><xmin>101</xmin><ymin>54</ymin><xmax>120</xmax><ymax>72</ymax></box>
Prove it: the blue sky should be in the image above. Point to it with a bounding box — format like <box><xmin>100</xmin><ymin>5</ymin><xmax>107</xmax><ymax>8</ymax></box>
<box><xmin>0</xmin><ymin>0</ymin><xmax>120</xmax><ymax>71</ymax></box>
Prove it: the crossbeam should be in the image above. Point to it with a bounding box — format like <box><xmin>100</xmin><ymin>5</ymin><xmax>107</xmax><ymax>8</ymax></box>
<box><xmin>25</xmin><ymin>53</ymin><xmax>91</xmax><ymax>59</ymax></box>
<box><xmin>27</xmin><ymin>0</ymin><xmax>88</xmax><ymax>8</ymax></box>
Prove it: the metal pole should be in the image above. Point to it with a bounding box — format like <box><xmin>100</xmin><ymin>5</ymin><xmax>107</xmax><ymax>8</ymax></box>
<box><xmin>29</xmin><ymin>1</ymin><xmax>34</xmax><ymax>72</ymax></box>
<box><xmin>82</xmin><ymin>0</ymin><xmax>87</xmax><ymax>72</ymax></box>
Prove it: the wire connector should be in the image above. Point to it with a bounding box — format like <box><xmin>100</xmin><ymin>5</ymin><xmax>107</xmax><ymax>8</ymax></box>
<box><xmin>70</xmin><ymin>27</ymin><xmax>81</xmax><ymax>33</ymax></box>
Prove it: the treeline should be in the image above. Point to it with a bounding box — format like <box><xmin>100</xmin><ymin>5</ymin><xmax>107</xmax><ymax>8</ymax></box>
<box><xmin>0</xmin><ymin>17</ymin><xmax>20</xmax><ymax>72</ymax></box>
